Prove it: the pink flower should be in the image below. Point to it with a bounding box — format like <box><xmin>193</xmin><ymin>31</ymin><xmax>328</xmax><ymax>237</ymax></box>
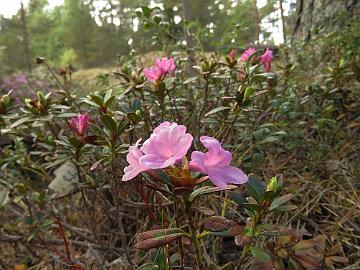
<box><xmin>70</xmin><ymin>113</ymin><xmax>89</xmax><ymax>136</ymax></box>
<box><xmin>155</xmin><ymin>57</ymin><xmax>176</xmax><ymax>74</ymax></box>
<box><xmin>143</xmin><ymin>66</ymin><xmax>163</xmax><ymax>82</ymax></box>
<box><xmin>261</xmin><ymin>48</ymin><xmax>273</xmax><ymax>72</ymax></box>
<box><xmin>229</xmin><ymin>49</ymin><xmax>236</xmax><ymax>61</ymax></box>
<box><xmin>189</xmin><ymin>136</ymin><xmax>248</xmax><ymax>188</ymax></box>
<box><xmin>122</xmin><ymin>139</ymin><xmax>148</xmax><ymax>181</ymax></box>
<box><xmin>240</xmin><ymin>48</ymin><xmax>256</xmax><ymax>62</ymax></box>
<box><xmin>139</xmin><ymin>121</ymin><xmax>193</xmax><ymax>169</ymax></box>
<box><xmin>144</xmin><ymin>57</ymin><xmax>176</xmax><ymax>82</ymax></box>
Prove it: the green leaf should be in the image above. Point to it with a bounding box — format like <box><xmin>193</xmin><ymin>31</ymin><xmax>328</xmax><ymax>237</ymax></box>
<box><xmin>104</xmin><ymin>95</ymin><xmax>115</xmax><ymax>107</ymax></box>
<box><xmin>250</xmin><ymin>247</ymin><xmax>272</xmax><ymax>263</ymax></box>
<box><xmin>263</xmin><ymin>191</ymin><xmax>276</xmax><ymax>203</ymax></box>
<box><xmin>54</xmin><ymin>140</ymin><xmax>70</xmax><ymax>147</ymax></box>
<box><xmin>104</xmin><ymin>89</ymin><xmax>113</xmax><ymax>104</ymax></box>
<box><xmin>56</xmin><ymin>112</ymin><xmax>77</xmax><ymax>118</ymax></box>
<box><xmin>189</xmin><ymin>185</ymin><xmax>236</xmax><ymax>202</ymax></box>
<box><xmin>136</xmin><ymin>263</ymin><xmax>159</xmax><ymax>270</ymax></box>
<box><xmin>68</xmin><ymin>137</ymin><xmax>83</xmax><ymax>148</ymax></box>
<box><xmin>229</xmin><ymin>192</ymin><xmax>246</xmax><ymax>205</ymax></box>
<box><xmin>82</xmin><ymin>99</ymin><xmax>100</xmax><ymax>108</ymax></box>
<box><xmin>141</xmin><ymin>5</ymin><xmax>151</xmax><ymax>18</ymax></box>
<box><xmin>183</xmin><ymin>76</ymin><xmax>198</xmax><ymax>84</ymax></box>
<box><xmin>10</xmin><ymin>116</ymin><xmax>32</xmax><ymax>128</ymax></box>
<box><xmin>205</xmin><ymin>106</ymin><xmax>230</xmax><ymax>117</ymax></box>
<box><xmin>99</xmin><ymin>115</ymin><xmax>117</xmax><ymax>134</ymax></box>
<box><xmin>91</xmin><ymin>158</ymin><xmax>107</xmax><ymax>171</ymax></box>
<box><xmin>258</xmin><ymin>136</ymin><xmax>281</xmax><ymax>144</ymax></box>
<box><xmin>0</xmin><ymin>189</ymin><xmax>9</xmax><ymax>210</ymax></box>
<box><xmin>244</xmin><ymin>87</ymin><xmax>254</xmax><ymax>100</ymax></box>
<box><xmin>266</xmin><ymin>177</ymin><xmax>281</xmax><ymax>193</ymax></box>
<box><xmin>90</xmin><ymin>95</ymin><xmax>104</xmax><ymax>106</ymax></box>
<box><xmin>243</xmin><ymin>203</ymin><xmax>262</xmax><ymax>212</ymax></box>
<box><xmin>132</xmin><ymin>98</ymin><xmax>142</xmax><ymax>111</ymax></box>
<box><xmin>153</xmin><ymin>15</ymin><xmax>162</xmax><ymax>24</ymax></box>
<box><xmin>154</xmin><ymin>247</ymin><xmax>168</xmax><ymax>270</ymax></box>
<box><xmin>244</xmin><ymin>175</ymin><xmax>264</xmax><ymax>202</ymax></box>
<box><xmin>254</xmin><ymin>73</ymin><xmax>275</xmax><ymax>80</ymax></box>
<box><xmin>269</xmin><ymin>194</ymin><xmax>293</xmax><ymax>211</ymax></box>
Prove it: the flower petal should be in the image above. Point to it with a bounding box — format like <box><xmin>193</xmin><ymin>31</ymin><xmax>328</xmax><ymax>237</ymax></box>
<box><xmin>122</xmin><ymin>166</ymin><xmax>142</xmax><ymax>181</ymax></box>
<box><xmin>207</xmin><ymin>165</ymin><xmax>248</xmax><ymax>188</ymax></box>
<box><xmin>189</xmin><ymin>151</ymin><xmax>206</xmax><ymax>174</ymax></box>
<box><xmin>139</xmin><ymin>154</ymin><xmax>177</xmax><ymax>169</ymax></box>
<box><xmin>200</xmin><ymin>136</ymin><xmax>232</xmax><ymax>167</ymax></box>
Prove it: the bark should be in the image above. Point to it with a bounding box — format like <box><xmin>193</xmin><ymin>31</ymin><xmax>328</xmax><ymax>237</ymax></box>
<box><xmin>20</xmin><ymin>1</ymin><xmax>32</xmax><ymax>74</ymax></box>
<box><xmin>305</xmin><ymin>0</ymin><xmax>315</xmax><ymax>42</ymax></box>
<box><xmin>279</xmin><ymin>0</ymin><xmax>287</xmax><ymax>43</ymax></box>
<box><xmin>254</xmin><ymin>0</ymin><xmax>261</xmax><ymax>45</ymax></box>
<box><xmin>292</xmin><ymin>0</ymin><xmax>359</xmax><ymax>43</ymax></box>
<box><xmin>292</xmin><ymin>0</ymin><xmax>304</xmax><ymax>42</ymax></box>
<box><xmin>182</xmin><ymin>0</ymin><xmax>195</xmax><ymax>75</ymax></box>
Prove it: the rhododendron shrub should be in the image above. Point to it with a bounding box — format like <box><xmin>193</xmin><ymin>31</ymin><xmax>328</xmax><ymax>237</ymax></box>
<box><xmin>0</xmin><ymin>49</ymin><xmax>351</xmax><ymax>270</ymax></box>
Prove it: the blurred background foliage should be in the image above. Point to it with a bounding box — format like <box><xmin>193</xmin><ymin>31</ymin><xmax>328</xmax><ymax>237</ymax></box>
<box><xmin>0</xmin><ymin>0</ymin><xmax>290</xmax><ymax>73</ymax></box>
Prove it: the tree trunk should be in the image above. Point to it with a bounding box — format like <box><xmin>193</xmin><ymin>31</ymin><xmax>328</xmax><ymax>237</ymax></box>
<box><xmin>20</xmin><ymin>1</ymin><xmax>32</xmax><ymax>74</ymax></box>
<box><xmin>254</xmin><ymin>0</ymin><xmax>261</xmax><ymax>45</ymax></box>
<box><xmin>279</xmin><ymin>0</ymin><xmax>286</xmax><ymax>43</ymax></box>
<box><xmin>292</xmin><ymin>0</ymin><xmax>359</xmax><ymax>42</ymax></box>
<box><xmin>182</xmin><ymin>0</ymin><xmax>195</xmax><ymax>75</ymax></box>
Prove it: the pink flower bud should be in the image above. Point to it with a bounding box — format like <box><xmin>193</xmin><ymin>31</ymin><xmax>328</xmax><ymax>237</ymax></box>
<box><xmin>229</xmin><ymin>49</ymin><xmax>236</xmax><ymax>62</ymax></box>
<box><xmin>260</xmin><ymin>48</ymin><xmax>273</xmax><ymax>72</ymax></box>
<box><xmin>70</xmin><ymin>113</ymin><xmax>89</xmax><ymax>137</ymax></box>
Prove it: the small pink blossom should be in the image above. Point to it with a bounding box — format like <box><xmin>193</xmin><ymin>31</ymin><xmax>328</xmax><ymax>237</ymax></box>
<box><xmin>139</xmin><ymin>121</ymin><xmax>193</xmax><ymax>169</ymax></box>
<box><xmin>261</xmin><ymin>48</ymin><xmax>273</xmax><ymax>72</ymax></box>
<box><xmin>189</xmin><ymin>136</ymin><xmax>248</xmax><ymax>188</ymax></box>
<box><xmin>143</xmin><ymin>66</ymin><xmax>163</xmax><ymax>82</ymax></box>
<box><xmin>70</xmin><ymin>113</ymin><xmax>89</xmax><ymax>136</ymax></box>
<box><xmin>240</xmin><ymin>48</ymin><xmax>256</xmax><ymax>62</ymax></box>
<box><xmin>229</xmin><ymin>49</ymin><xmax>236</xmax><ymax>62</ymax></box>
<box><xmin>144</xmin><ymin>57</ymin><xmax>176</xmax><ymax>82</ymax></box>
<box><xmin>122</xmin><ymin>139</ymin><xmax>148</xmax><ymax>181</ymax></box>
<box><xmin>155</xmin><ymin>57</ymin><xmax>176</xmax><ymax>74</ymax></box>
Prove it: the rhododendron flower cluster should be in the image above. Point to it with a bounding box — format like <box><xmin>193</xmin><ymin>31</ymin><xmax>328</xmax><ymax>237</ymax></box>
<box><xmin>144</xmin><ymin>57</ymin><xmax>176</xmax><ymax>82</ymax></box>
<box><xmin>239</xmin><ymin>47</ymin><xmax>273</xmax><ymax>72</ymax></box>
<box><xmin>70</xmin><ymin>113</ymin><xmax>89</xmax><ymax>137</ymax></box>
<box><xmin>122</xmin><ymin>121</ymin><xmax>248</xmax><ymax>188</ymax></box>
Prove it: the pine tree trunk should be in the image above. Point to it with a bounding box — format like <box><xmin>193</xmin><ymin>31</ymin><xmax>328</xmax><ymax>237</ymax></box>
<box><xmin>182</xmin><ymin>0</ymin><xmax>195</xmax><ymax>75</ymax></box>
<box><xmin>279</xmin><ymin>0</ymin><xmax>287</xmax><ymax>43</ymax></box>
<box><xmin>20</xmin><ymin>2</ymin><xmax>32</xmax><ymax>74</ymax></box>
<box><xmin>292</xmin><ymin>0</ymin><xmax>359</xmax><ymax>42</ymax></box>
